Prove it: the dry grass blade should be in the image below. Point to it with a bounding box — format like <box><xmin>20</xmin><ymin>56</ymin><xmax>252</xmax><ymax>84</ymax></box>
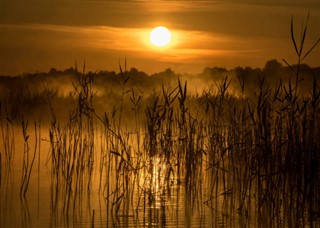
<box><xmin>291</xmin><ymin>16</ymin><xmax>299</xmax><ymax>56</ymax></box>
<box><xmin>301</xmin><ymin>37</ymin><xmax>320</xmax><ymax>62</ymax></box>
<box><xmin>299</xmin><ymin>11</ymin><xmax>310</xmax><ymax>55</ymax></box>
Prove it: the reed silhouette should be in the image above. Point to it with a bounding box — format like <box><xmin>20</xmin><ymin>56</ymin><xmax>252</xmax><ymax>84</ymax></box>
<box><xmin>0</xmin><ymin>14</ymin><xmax>320</xmax><ymax>227</ymax></box>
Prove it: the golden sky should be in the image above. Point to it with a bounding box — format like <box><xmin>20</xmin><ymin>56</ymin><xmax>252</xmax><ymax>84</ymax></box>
<box><xmin>0</xmin><ymin>0</ymin><xmax>319</xmax><ymax>75</ymax></box>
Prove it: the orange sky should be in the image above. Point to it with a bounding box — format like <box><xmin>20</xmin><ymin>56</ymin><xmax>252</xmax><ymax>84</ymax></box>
<box><xmin>0</xmin><ymin>0</ymin><xmax>319</xmax><ymax>75</ymax></box>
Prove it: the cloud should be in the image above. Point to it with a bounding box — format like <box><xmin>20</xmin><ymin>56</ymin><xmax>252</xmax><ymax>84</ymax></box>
<box><xmin>2</xmin><ymin>22</ymin><xmax>249</xmax><ymax>74</ymax></box>
<box><xmin>1</xmin><ymin>0</ymin><xmax>319</xmax><ymax>77</ymax></box>
<box><xmin>3</xmin><ymin>23</ymin><xmax>244</xmax><ymax>60</ymax></box>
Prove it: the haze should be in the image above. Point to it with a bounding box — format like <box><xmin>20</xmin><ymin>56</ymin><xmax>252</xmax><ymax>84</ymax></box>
<box><xmin>0</xmin><ymin>0</ymin><xmax>319</xmax><ymax>75</ymax></box>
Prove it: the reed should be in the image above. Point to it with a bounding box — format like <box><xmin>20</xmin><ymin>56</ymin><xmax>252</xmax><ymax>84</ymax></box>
<box><xmin>0</xmin><ymin>103</ymin><xmax>17</xmax><ymax>172</ymax></box>
<box><xmin>20</xmin><ymin>118</ymin><xmax>38</xmax><ymax>197</ymax></box>
<box><xmin>46</xmin><ymin>63</ymin><xmax>97</xmax><ymax>221</ymax></box>
<box><xmin>1</xmin><ymin>14</ymin><xmax>319</xmax><ymax>227</ymax></box>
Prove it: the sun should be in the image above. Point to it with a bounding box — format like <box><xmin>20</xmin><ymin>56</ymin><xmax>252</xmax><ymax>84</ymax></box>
<box><xmin>149</xmin><ymin>26</ymin><xmax>171</xmax><ymax>47</ymax></box>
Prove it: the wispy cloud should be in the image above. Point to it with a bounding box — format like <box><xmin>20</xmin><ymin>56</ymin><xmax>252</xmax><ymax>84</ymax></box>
<box><xmin>1</xmin><ymin>0</ymin><xmax>319</xmax><ymax>76</ymax></box>
<box><xmin>3</xmin><ymin>23</ymin><xmax>248</xmax><ymax>61</ymax></box>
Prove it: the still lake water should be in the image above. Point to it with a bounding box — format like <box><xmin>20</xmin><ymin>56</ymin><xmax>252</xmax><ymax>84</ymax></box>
<box><xmin>0</xmin><ymin>125</ymin><xmax>317</xmax><ymax>227</ymax></box>
<box><xmin>0</xmin><ymin>126</ymin><xmax>248</xmax><ymax>228</ymax></box>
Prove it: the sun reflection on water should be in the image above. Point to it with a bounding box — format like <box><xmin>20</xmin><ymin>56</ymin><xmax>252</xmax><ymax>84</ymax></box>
<box><xmin>139</xmin><ymin>155</ymin><xmax>175</xmax><ymax>207</ymax></box>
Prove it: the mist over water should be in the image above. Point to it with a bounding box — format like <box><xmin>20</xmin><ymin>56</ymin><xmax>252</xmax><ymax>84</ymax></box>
<box><xmin>1</xmin><ymin>59</ymin><xmax>320</xmax><ymax>227</ymax></box>
<box><xmin>0</xmin><ymin>59</ymin><xmax>319</xmax><ymax>122</ymax></box>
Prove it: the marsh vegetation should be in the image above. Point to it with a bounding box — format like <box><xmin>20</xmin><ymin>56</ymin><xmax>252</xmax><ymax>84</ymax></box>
<box><xmin>1</xmin><ymin>17</ymin><xmax>320</xmax><ymax>227</ymax></box>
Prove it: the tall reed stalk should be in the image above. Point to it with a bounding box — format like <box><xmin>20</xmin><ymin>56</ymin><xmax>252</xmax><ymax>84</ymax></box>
<box><xmin>20</xmin><ymin>118</ymin><xmax>38</xmax><ymax>197</ymax></box>
<box><xmin>47</xmin><ymin>63</ymin><xmax>96</xmax><ymax>221</ymax></box>
<box><xmin>0</xmin><ymin>103</ymin><xmax>17</xmax><ymax>172</ymax></box>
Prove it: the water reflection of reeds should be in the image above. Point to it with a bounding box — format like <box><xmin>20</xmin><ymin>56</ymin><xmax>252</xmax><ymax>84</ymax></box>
<box><xmin>1</xmin><ymin>19</ymin><xmax>320</xmax><ymax>227</ymax></box>
<box><xmin>1</xmin><ymin>65</ymin><xmax>320</xmax><ymax>227</ymax></box>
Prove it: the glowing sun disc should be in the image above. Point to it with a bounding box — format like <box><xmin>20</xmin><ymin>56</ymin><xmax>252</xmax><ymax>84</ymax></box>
<box><xmin>150</xmin><ymin>26</ymin><xmax>171</xmax><ymax>47</ymax></box>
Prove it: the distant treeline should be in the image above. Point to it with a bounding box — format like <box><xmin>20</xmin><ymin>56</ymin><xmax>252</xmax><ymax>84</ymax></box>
<box><xmin>1</xmin><ymin>59</ymin><xmax>319</xmax><ymax>97</ymax></box>
<box><xmin>0</xmin><ymin>59</ymin><xmax>319</xmax><ymax>122</ymax></box>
